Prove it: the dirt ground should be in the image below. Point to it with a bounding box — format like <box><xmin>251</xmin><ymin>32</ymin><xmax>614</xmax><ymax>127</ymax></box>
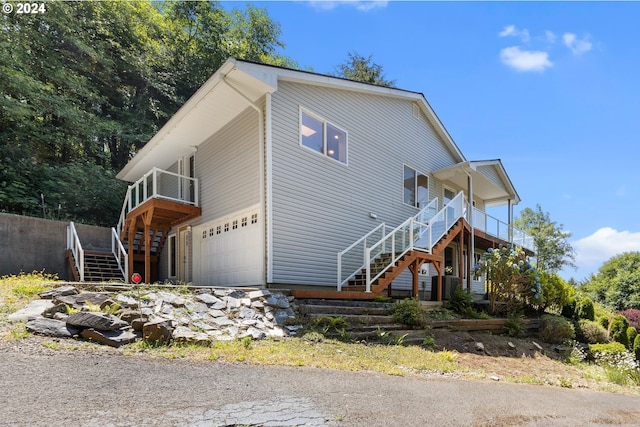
<box><xmin>428</xmin><ymin>328</ymin><xmax>602</xmax><ymax>389</ymax></box>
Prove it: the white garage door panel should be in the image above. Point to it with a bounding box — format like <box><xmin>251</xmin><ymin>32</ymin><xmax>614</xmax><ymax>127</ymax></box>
<box><xmin>195</xmin><ymin>208</ymin><xmax>263</xmax><ymax>287</ymax></box>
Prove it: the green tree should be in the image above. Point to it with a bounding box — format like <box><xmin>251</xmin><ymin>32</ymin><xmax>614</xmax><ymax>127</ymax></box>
<box><xmin>474</xmin><ymin>245</ymin><xmax>540</xmax><ymax>315</ymax></box>
<box><xmin>334</xmin><ymin>52</ymin><xmax>395</xmax><ymax>87</ymax></box>
<box><xmin>514</xmin><ymin>205</ymin><xmax>576</xmax><ymax>274</ymax></box>
<box><xmin>581</xmin><ymin>252</ymin><xmax>640</xmax><ymax>311</ymax></box>
<box><xmin>1</xmin><ymin>1</ymin><xmax>292</xmax><ymax>226</ymax></box>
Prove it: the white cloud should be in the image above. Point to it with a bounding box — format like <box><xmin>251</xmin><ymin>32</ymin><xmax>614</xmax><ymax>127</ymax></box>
<box><xmin>498</xmin><ymin>25</ymin><xmax>530</xmax><ymax>43</ymax></box>
<box><xmin>500</xmin><ymin>46</ymin><xmax>553</xmax><ymax>72</ymax></box>
<box><xmin>544</xmin><ymin>30</ymin><xmax>556</xmax><ymax>43</ymax></box>
<box><xmin>307</xmin><ymin>1</ymin><xmax>388</xmax><ymax>11</ymax></box>
<box><xmin>563</xmin><ymin>33</ymin><xmax>592</xmax><ymax>55</ymax></box>
<box><xmin>574</xmin><ymin>227</ymin><xmax>640</xmax><ymax>270</ymax></box>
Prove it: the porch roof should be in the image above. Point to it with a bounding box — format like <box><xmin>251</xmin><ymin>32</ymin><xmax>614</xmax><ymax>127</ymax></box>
<box><xmin>432</xmin><ymin>160</ymin><xmax>521</xmax><ymax>207</ymax></box>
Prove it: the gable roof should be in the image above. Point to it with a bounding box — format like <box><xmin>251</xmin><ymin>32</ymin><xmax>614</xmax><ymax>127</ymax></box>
<box><xmin>117</xmin><ymin>58</ymin><xmax>466</xmax><ymax>182</ymax></box>
<box><xmin>432</xmin><ymin>159</ymin><xmax>521</xmax><ymax>206</ymax></box>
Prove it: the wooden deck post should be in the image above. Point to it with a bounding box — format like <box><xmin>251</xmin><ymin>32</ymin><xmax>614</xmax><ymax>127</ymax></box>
<box><xmin>409</xmin><ymin>259</ymin><xmax>420</xmax><ymax>298</ymax></box>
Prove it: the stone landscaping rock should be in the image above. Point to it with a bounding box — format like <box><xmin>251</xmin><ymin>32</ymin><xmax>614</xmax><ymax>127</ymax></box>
<box><xmin>26</xmin><ymin>317</ymin><xmax>79</xmax><ymax>338</ymax></box>
<box><xmin>13</xmin><ymin>286</ymin><xmax>299</xmax><ymax>348</ymax></box>
<box><xmin>66</xmin><ymin>311</ymin><xmax>129</xmax><ymax>331</ymax></box>
<box><xmin>173</xmin><ymin>326</ymin><xmax>209</xmax><ymax>344</ymax></box>
<box><xmin>475</xmin><ymin>342</ymin><xmax>485</xmax><ymax>353</ymax></box>
<box><xmin>81</xmin><ymin>328</ymin><xmax>137</xmax><ymax>348</ymax></box>
<box><xmin>143</xmin><ymin>319</ymin><xmax>173</xmax><ymax>343</ymax></box>
<box><xmin>532</xmin><ymin>341</ymin><xmax>544</xmax><ymax>353</ymax></box>
<box><xmin>43</xmin><ymin>303</ymin><xmax>69</xmax><ymax>318</ymax></box>
<box><xmin>56</xmin><ymin>293</ymin><xmax>114</xmax><ymax>310</ymax></box>
<box><xmin>7</xmin><ymin>299</ymin><xmax>55</xmax><ymax>322</ymax></box>
<box><xmin>265</xmin><ymin>294</ymin><xmax>290</xmax><ymax>309</ymax></box>
<box><xmin>38</xmin><ymin>285</ymin><xmax>78</xmax><ymax>299</ymax></box>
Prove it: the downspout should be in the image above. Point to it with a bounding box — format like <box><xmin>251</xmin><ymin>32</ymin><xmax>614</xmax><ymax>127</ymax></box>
<box><xmin>222</xmin><ymin>75</ymin><xmax>270</xmax><ymax>286</ymax></box>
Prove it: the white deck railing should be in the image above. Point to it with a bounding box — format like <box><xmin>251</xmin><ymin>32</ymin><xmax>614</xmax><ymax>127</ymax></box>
<box><xmin>116</xmin><ymin>167</ymin><xmax>199</xmax><ymax>237</ymax></box>
<box><xmin>472</xmin><ymin>207</ymin><xmax>535</xmax><ymax>252</ymax></box>
<box><xmin>335</xmin><ymin>192</ymin><xmax>536</xmax><ymax>293</ymax></box>
<box><xmin>66</xmin><ymin>222</ymin><xmax>84</xmax><ymax>282</ymax></box>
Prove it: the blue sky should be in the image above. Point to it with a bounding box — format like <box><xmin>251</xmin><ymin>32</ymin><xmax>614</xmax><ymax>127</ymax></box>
<box><xmin>224</xmin><ymin>1</ymin><xmax>640</xmax><ymax>282</ymax></box>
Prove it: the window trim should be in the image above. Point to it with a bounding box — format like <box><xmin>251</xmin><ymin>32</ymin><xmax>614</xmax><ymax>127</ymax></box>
<box><xmin>403</xmin><ymin>164</ymin><xmax>429</xmax><ymax>209</ymax></box>
<box><xmin>299</xmin><ymin>107</ymin><xmax>348</xmax><ymax>166</ymax></box>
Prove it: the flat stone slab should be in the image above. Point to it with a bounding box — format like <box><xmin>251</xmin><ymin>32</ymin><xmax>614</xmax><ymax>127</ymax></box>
<box><xmin>7</xmin><ymin>300</ymin><xmax>55</xmax><ymax>322</ymax></box>
<box><xmin>55</xmin><ymin>293</ymin><xmax>115</xmax><ymax>310</ymax></box>
<box><xmin>38</xmin><ymin>286</ymin><xmax>78</xmax><ymax>299</ymax></box>
<box><xmin>26</xmin><ymin>318</ymin><xmax>79</xmax><ymax>338</ymax></box>
<box><xmin>143</xmin><ymin>319</ymin><xmax>173</xmax><ymax>343</ymax></box>
<box><xmin>66</xmin><ymin>312</ymin><xmax>128</xmax><ymax>331</ymax></box>
<box><xmin>173</xmin><ymin>326</ymin><xmax>210</xmax><ymax>344</ymax></box>
<box><xmin>81</xmin><ymin>328</ymin><xmax>137</xmax><ymax>348</ymax></box>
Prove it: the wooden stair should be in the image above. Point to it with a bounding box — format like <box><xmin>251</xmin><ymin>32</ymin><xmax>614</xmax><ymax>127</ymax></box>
<box><xmin>65</xmin><ymin>250</ymin><xmax>125</xmax><ymax>283</ymax></box>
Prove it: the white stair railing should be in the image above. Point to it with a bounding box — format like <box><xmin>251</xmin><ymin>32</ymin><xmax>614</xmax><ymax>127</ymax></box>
<box><xmin>337</xmin><ymin>223</ymin><xmax>387</xmax><ymax>291</ymax></box>
<box><xmin>336</xmin><ymin>198</ymin><xmax>441</xmax><ymax>292</ymax></box>
<box><xmin>364</xmin><ymin>193</ymin><xmax>465</xmax><ymax>292</ymax></box>
<box><xmin>111</xmin><ymin>227</ymin><xmax>129</xmax><ymax>283</ymax></box>
<box><xmin>66</xmin><ymin>222</ymin><xmax>84</xmax><ymax>282</ymax></box>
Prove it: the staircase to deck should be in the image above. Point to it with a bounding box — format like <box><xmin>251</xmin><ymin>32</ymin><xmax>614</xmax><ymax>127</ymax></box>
<box><xmin>66</xmin><ymin>222</ymin><xmax>127</xmax><ymax>283</ymax></box>
<box><xmin>294</xmin><ymin>192</ymin><xmax>467</xmax><ymax>300</ymax></box>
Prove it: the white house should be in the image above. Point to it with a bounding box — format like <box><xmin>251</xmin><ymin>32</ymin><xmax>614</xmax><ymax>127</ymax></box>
<box><xmin>111</xmin><ymin>58</ymin><xmax>534</xmax><ymax>300</ymax></box>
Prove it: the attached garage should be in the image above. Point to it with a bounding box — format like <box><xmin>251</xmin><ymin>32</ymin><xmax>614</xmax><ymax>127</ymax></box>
<box><xmin>193</xmin><ymin>205</ymin><xmax>264</xmax><ymax>287</ymax></box>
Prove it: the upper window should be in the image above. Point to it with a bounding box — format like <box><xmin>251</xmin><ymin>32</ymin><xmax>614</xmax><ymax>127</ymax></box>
<box><xmin>300</xmin><ymin>109</ymin><xmax>347</xmax><ymax>164</ymax></box>
<box><xmin>403</xmin><ymin>165</ymin><xmax>429</xmax><ymax>208</ymax></box>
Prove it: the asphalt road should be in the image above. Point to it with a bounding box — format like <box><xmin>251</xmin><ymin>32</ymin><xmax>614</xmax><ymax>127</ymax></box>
<box><xmin>1</xmin><ymin>349</ymin><xmax>639</xmax><ymax>427</ymax></box>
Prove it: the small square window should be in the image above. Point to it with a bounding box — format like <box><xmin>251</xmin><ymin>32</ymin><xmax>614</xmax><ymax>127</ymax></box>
<box><xmin>232</xmin><ymin>220</ymin><xmax>238</xmax><ymax>230</ymax></box>
<box><xmin>209</xmin><ymin>228</ymin><xmax>214</xmax><ymax>237</ymax></box>
<box><xmin>216</xmin><ymin>225</ymin><xmax>221</xmax><ymax>235</ymax></box>
<box><xmin>242</xmin><ymin>217</ymin><xmax>248</xmax><ymax>227</ymax></box>
<box><xmin>224</xmin><ymin>223</ymin><xmax>229</xmax><ymax>232</ymax></box>
<box><xmin>251</xmin><ymin>213</ymin><xmax>258</xmax><ymax>224</ymax></box>
<box><xmin>202</xmin><ymin>230</ymin><xmax>207</xmax><ymax>239</ymax></box>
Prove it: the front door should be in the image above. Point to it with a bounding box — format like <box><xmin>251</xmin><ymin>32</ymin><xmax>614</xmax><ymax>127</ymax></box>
<box><xmin>178</xmin><ymin>225</ymin><xmax>191</xmax><ymax>283</ymax></box>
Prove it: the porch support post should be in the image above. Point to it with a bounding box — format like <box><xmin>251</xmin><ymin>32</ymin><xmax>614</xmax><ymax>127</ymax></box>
<box><xmin>508</xmin><ymin>199</ymin><xmax>513</xmax><ymax>242</ymax></box>
<box><xmin>409</xmin><ymin>257</ymin><xmax>420</xmax><ymax>298</ymax></box>
<box><xmin>433</xmin><ymin>260</ymin><xmax>443</xmax><ymax>302</ymax></box>
<box><xmin>143</xmin><ymin>209</ymin><xmax>154</xmax><ymax>284</ymax></box>
<box><xmin>466</xmin><ymin>169</ymin><xmax>475</xmax><ymax>294</ymax></box>
<box><xmin>457</xmin><ymin>230</ymin><xmax>464</xmax><ymax>293</ymax></box>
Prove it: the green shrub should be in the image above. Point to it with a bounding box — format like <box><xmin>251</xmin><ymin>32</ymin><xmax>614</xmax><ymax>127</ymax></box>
<box><xmin>504</xmin><ymin>315</ymin><xmax>526</xmax><ymax>338</ymax></box>
<box><xmin>609</xmin><ymin>315</ymin><xmax>630</xmax><ymax>348</ymax></box>
<box><xmin>574</xmin><ymin>297</ymin><xmax>595</xmax><ymax>321</ymax></box>
<box><xmin>540</xmin><ymin>272</ymin><xmax>574</xmax><ymax>313</ymax></box>
<box><xmin>587</xmin><ymin>341</ymin><xmax>627</xmax><ymax>361</ymax></box>
<box><xmin>634</xmin><ymin>334</ymin><xmax>640</xmax><ymax>361</ymax></box>
<box><xmin>598</xmin><ymin>315</ymin><xmax>610</xmax><ymax>330</ymax></box>
<box><xmin>540</xmin><ymin>314</ymin><xmax>575</xmax><ymax>344</ymax></box>
<box><xmin>390</xmin><ymin>298</ymin><xmax>427</xmax><ymax>328</ymax></box>
<box><xmin>446</xmin><ymin>286</ymin><xmax>473</xmax><ymax>316</ymax></box>
<box><xmin>575</xmin><ymin>319</ymin><xmax>609</xmax><ymax>344</ymax></box>
<box><xmin>627</xmin><ymin>327</ymin><xmax>638</xmax><ymax>350</ymax></box>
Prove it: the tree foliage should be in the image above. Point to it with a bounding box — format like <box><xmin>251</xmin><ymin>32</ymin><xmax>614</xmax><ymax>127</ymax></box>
<box><xmin>334</xmin><ymin>52</ymin><xmax>395</xmax><ymax>87</ymax></box>
<box><xmin>581</xmin><ymin>252</ymin><xmax>640</xmax><ymax>311</ymax></box>
<box><xmin>474</xmin><ymin>245</ymin><xmax>540</xmax><ymax>315</ymax></box>
<box><xmin>514</xmin><ymin>204</ymin><xmax>576</xmax><ymax>274</ymax></box>
<box><xmin>0</xmin><ymin>1</ymin><xmax>291</xmax><ymax>226</ymax></box>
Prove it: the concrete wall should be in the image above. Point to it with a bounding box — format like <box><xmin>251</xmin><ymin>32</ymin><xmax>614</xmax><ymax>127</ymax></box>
<box><xmin>0</xmin><ymin>213</ymin><xmax>111</xmax><ymax>280</ymax></box>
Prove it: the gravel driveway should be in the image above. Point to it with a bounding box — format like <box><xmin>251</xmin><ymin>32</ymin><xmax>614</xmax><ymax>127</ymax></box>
<box><xmin>1</xmin><ymin>337</ymin><xmax>640</xmax><ymax>427</ymax></box>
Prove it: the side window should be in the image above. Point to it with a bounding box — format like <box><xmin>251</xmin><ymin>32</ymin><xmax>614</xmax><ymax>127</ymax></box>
<box><xmin>300</xmin><ymin>109</ymin><xmax>347</xmax><ymax>164</ymax></box>
<box><xmin>403</xmin><ymin>165</ymin><xmax>429</xmax><ymax>208</ymax></box>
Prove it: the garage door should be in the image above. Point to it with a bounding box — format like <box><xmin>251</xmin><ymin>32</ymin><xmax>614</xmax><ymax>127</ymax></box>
<box><xmin>194</xmin><ymin>206</ymin><xmax>264</xmax><ymax>286</ymax></box>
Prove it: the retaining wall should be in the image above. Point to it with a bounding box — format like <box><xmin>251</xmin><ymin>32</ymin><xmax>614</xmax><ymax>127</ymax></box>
<box><xmin>0</xmin><ymin>213</ymin><xmax>111</xmax><ymax>280</ymax></box>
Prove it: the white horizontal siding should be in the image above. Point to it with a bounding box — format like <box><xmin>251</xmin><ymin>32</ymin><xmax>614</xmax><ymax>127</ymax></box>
<box><xmin>477</xmin><ymin>165</ymin><xmax>507</xmax><ymax>193</ymax></box>
<box><xmin>270</xmin><ymin>81</ymin><xmax>460</xmax><ymax>286</ymax></box>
